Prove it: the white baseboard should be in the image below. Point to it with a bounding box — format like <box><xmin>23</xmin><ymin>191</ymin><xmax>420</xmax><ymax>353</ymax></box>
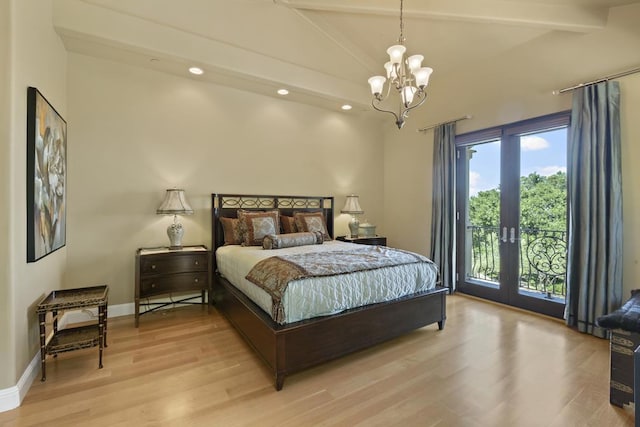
<box><xmin>0</xmin><ymin>352</ymin><xmax>40</xmax><ymax>412</ymax></box>
<box><xmin>0</xmin><ymin>300</ymin><xmax>135</xmax><ymax>413</ymax></box>
<box><xmin>59</xmin><ymin>302</ymin><xmax>135</xmax><ymax>327</ymax></box>
<box><xmin>60</xmin><ymin>294</ymin><xmax>200</xmax><ymax>326</ymax></box>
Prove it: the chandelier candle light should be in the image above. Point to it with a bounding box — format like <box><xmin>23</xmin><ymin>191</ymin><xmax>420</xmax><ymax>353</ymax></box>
<box><xmin>368</xmin><ymin>0</ymin><xmax>433</xmax><ymax>129</ymax></box>
<box><xmin>156</xmin><ymin>189</ymin><xmax>194</xmax><ymax>248</ymax></box>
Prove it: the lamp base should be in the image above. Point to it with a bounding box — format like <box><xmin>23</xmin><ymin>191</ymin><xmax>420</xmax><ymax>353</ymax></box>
<box><xmin>167</xmin><ymin>222</ymin><xmax>184</xmax><ymax>248</ymax></box>
<box><xmin>348</xmin><ymin>216</ymin><xmax>360</xmax><ymax>238</ymax></box>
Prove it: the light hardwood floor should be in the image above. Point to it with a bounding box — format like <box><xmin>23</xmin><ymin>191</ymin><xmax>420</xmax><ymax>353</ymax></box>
<box><xmin>0</xmin><ymin>294</ymin><xmax>634</xmax><ymax>426</ymax></box>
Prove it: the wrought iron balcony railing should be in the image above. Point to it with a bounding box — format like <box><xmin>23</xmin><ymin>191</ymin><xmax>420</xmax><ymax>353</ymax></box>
<box><xmin>466</xmin><ymin>225</ymin><xmax>567</xmax><ymax>299</ymax></box>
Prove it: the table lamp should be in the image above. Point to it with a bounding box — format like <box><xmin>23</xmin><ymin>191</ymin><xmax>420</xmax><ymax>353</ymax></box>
<box><xmin>341</xmin><ymin>194</ymin><xmax>364</xmax><ymax>238</ymax></box>
<box><xmin>156</xmin><ymin>189</ymin><xmax>194</xmax><ymax>248</ymax></box>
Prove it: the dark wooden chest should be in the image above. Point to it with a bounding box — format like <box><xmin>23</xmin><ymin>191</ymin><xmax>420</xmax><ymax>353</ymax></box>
<box><xmin>609</xmin><ymin>329</ymin><xmax>640</xmax><ymax>407</ymax></box>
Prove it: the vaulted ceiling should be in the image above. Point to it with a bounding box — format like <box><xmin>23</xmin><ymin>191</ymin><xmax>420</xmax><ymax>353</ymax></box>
<box><xmin>54</xmin><ymin>0</ymin><xmax>640</xmax><ymax>120</ymax></box>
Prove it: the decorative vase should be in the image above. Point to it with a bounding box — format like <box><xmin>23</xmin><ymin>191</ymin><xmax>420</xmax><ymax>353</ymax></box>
<box><xmin>358</xmin><ymin>223</ymin><xmax>376</xmax><ymax>237</ymax></box>
<box><xmin>348</xmin><ymin>216</ymin><xmax>360</xmax><ymax>238</ymax></box>
<box><xmin>167</xmin><ymin>222</ymin><xmax>184</xmax><ymax>248</ymax></box>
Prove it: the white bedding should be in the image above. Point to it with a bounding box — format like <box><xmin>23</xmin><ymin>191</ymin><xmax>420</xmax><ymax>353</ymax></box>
<box><xmin>216</xmin><ymin>240</ymin><xmax>438</xmax><ymax>324</ymax></box>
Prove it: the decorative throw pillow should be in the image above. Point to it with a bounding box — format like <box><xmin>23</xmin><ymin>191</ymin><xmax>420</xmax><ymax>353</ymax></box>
<box><xmin>294</xmin><ymin>211</ymin><xmax>331</xmax><ymax>241</ymax></box>
<box><xmin>237</xmin><ymin>210</ymin><xmax>280</xmax><ymax>246</ymax></box>
<box><xmin>220</xmin><ymin>217</ymin><xmax>241</xmax><ymax>245</ymax></box>
<box><xmin>281</xmin><ymin>216</ymin><xmax>298</xmax><ymax>234</ymax></box>
<box><xmin>262</xmin><ymin>231</ymin><xmax>324</xmax><ymax>250</ymax></box>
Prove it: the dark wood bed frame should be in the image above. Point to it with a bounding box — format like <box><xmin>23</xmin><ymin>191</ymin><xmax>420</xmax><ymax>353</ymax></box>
<box><xmin>211</xmin><ymin>193</ymin><xmax>447</xmax><ymax>390</ymax></box>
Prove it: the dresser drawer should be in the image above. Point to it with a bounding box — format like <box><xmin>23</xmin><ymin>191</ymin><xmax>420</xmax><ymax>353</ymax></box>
<box><xmin>140</xmin><ymin>253</ymin><xmax>208</xmax><ymax>276</ymax></box>
<box><xmin>140</xmin><ymin>272</ymin><xmax>208</xmax><ymax>297</ymax></box>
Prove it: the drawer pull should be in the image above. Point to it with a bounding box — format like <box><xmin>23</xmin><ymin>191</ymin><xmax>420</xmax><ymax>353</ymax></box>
<box><xmin>194</xmin><ymin>278</ymin><xmax>199</xmax><ymax>283</ymax></box>
<box><xmin>194</xmin><ymin>261</ymin><xmax>199</xmax><ymax>265</ymax></box>
<box><xmin>151</xmin><ymin>283</ymin><xmax>156</xmax><ymax>288</ymax></box>
<box><xmin>151</xmin><ymin>265</ymin><xmax>156</xmax><ymax>270</ymax></box>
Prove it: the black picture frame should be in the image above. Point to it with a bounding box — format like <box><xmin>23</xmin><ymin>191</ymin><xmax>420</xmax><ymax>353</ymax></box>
<box><xmin>26</xmin><ymin>87</ymin><xmax>67</xmax><ymax>262</ymax></box>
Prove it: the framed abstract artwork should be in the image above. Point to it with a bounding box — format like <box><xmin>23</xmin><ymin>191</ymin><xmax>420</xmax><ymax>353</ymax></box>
<box><xmin>26</xmin><ymin>87</ymin><xmax>67</xmax><ymax>262</ymax></box>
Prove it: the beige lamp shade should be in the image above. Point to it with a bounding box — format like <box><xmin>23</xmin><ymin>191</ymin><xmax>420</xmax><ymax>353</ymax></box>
<box><xmin>341</xmin><ymin>194</ymin><xmax>363</xmax><ymax>214</ymax></box>
<box><xmin>156</xmin><ymin>189</ymin><xmax>194</xmax><ymax>215</ymax></box>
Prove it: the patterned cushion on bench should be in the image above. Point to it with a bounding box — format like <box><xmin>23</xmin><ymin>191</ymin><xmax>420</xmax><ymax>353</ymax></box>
<box><xmin>597</xmin><ymin>290</ymin><xmax>640</xmax><ymax>332</ymax></box>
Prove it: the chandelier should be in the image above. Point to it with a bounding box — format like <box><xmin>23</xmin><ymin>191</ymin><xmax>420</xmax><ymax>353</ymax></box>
<box><xmin>367</xmin><ymin>0</ymin><xmax>433</xmax><ymax>129</ymax></box>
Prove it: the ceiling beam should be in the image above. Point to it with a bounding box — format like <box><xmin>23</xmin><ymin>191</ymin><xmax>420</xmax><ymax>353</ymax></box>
<box><xmin>288</xmin><ymin>8</ymin><xmax>379</xmax><ymax>75</ymax></box>
<box><xmin>53</xmin><ymin>0</ymin><xmax>371</xmax><ymax>108</ymax></box>
<box><xmin>274</xmin><ymin>0</ymin><xmax>609</xmax><ymax>32</ymax></box>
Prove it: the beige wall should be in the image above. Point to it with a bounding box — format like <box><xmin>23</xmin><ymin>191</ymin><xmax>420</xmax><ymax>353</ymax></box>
<box><xmin>65</xmin><ymin>53</ymin><xmax>385</xmax><ymax>306</ymax></box>
<box><xmin>0</xmin><ymin>0</ymin><xmax>13</xmax><ymax>389</ymax></box>
<box><xmin>2</xmin><ymin>0</ymin><xmax>68</xmax><ymax>389</ymax></box>
<box><xmin>382</xmin><ymin>124</ymin><xmax>433</xmax><ymax>255</ymax></box>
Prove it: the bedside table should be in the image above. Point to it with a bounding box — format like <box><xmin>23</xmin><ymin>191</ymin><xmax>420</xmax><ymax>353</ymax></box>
<box><xmin>336</xmin><ymin>235</ymin><xmax>387</xmax><ymax>246</ymax></box>
<box><xmin>135</xmin><ymin>245</ymin><xmax>211</xmax><ymax>327</ymax></box>
<box><xmin>37</xmin><ymin>285</ymin><xmax>108</xmax><ymax>381</ymax></box>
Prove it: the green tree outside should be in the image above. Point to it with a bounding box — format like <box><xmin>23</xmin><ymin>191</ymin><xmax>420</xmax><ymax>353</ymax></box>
<box><xmin>470</xmin><ymin>171</ymin><xmax>566</xmax><ymax>230</ymax></box>
<box><xmin>468</xmin><ymin>171</ymin><xmax>567</xmax><ymax>297</ymax></box>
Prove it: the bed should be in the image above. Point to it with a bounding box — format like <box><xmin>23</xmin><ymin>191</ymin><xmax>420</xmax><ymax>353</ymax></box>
<box><xmin>211</xmin><ymin>193</ymin><xmax>447</xmax><ymax>390</ymax></box>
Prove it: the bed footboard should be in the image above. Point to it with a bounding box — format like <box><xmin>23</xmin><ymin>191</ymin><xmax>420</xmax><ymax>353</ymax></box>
<box><xmin>214</xmin><ymin>274</ymin><xmax>447</xmax><ymax>390</ymax></box>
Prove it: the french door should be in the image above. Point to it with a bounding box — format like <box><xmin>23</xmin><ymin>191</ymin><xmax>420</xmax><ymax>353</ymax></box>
<box><xmin>455</xmin><ymin>112</ymin><xmax>570</xmax><ymax>318</ymax></box>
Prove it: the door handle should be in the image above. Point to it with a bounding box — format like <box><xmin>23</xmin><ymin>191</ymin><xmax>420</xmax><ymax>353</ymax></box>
<box><xmin>510</xmin><ymin>227</ymin><xmax>516</xmax><ymax>243</ymax></box>
<box><xmin>501</xmin><ymin>227</ymin><xmax>507</xmax><ymax>243</ymax></box>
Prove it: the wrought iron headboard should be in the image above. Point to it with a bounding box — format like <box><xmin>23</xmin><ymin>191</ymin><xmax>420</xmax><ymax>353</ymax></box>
<box><xmin>211</xmin><ymin>193</ymin><xmax>334</xmax><ymax>269</ymax></box>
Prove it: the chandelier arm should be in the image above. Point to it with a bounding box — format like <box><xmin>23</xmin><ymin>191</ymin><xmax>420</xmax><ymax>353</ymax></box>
<box><xmin>371</xmin><ymin>99</ymin><xmax>401</xmax><ymax>123</ymax></box>
<box><xmin>393</xmin><ymin>63</ymin><xmax>405</xmax><ymax>90</ymax></box>
<box><xmin>400</xmin><ymin>91</ymin><xmax>427</xmax><ymax>117</ymax></box>
<box><xmin>383</xmin><ymin>79</ymin><xmax>393</xmax><ymax>100</ymax></box>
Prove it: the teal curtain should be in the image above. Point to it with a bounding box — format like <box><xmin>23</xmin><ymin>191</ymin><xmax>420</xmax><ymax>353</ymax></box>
<box><xmin>565</xmin><ymin>81</ymin><xmax>623</xmax><ymax>338</ymax></box>
<box><xmin>430</xmin><ymin>123</ymin><xmax>456</xmax><ymax>291</ymax></box>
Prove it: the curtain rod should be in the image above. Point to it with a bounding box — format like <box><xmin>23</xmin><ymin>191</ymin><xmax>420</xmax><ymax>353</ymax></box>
<box><xmin>553</xmin><ymin>66</ymin><xmax>640</xmax><ymax>95</ymax></box>
<box><xmin>417</xmin><ymin>115</ymin><xmax>472</xmax><ymax>133</ymax></box>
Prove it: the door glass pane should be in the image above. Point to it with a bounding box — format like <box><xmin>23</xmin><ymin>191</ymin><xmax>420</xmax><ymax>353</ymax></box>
<box><xmin>465</xmin><ymin>139</ymin><xmax>501</xmax><ymax>287</ymax></box>
<box><xmin>518</xmin><ymin>128</ymin><xmax>567</xmax><ymax>301</ymax></box>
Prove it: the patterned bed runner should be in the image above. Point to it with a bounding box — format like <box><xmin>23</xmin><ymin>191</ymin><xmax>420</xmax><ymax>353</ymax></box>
<box><xmin>245</xmin><ymin>245</ymin><xmax>433</xmax><ymax>323</ymax></box>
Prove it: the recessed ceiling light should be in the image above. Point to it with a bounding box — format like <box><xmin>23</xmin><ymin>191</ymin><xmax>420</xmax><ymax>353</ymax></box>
<box><xmin>341</xmin><ymin>104</ymin><xmax>352</xmax><ymax>111</ymax></box>
<box><xmin>189</xmin><ymin>67</ymin><xmax>204</xmax><ymax>75</ymax></box>
<box><xmin>277</xmin><ymin>89</ymin><xmax>289</xmax><ymax>96</ymax></box>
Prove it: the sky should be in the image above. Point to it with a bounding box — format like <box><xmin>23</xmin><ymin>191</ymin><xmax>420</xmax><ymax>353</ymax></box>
<box><xmin>468</xmin><ymin>128</ymin><xmax>567</xmax><ymax>196</ymax></box>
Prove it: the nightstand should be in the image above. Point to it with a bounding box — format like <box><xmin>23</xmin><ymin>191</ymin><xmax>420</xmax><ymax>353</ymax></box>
<box><xmin>135</xmin><ymin>245</ymin><xmax>211</xmax><ymax>327</ymax></box>
<box><xmin>336</xmin><ymin>235</ymin><xmax>387</xmax><ymax>246</ymax></box>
